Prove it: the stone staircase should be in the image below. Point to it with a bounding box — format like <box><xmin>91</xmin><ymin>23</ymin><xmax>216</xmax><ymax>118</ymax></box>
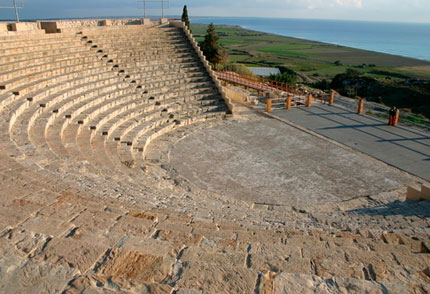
<box><xmin>0</xmin><ymin>22</ymin><xmax>429</xmax><ymax>293</ymax></box>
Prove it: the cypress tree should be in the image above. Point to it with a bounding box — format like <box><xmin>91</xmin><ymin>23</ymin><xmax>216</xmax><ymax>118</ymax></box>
<box><xmin>182</xmin><ymin>5</ymin><xmax>191</xmax><ymax>33</ymax></box>
<box><xmin>200</xmin><ymin>23</ymin><xmax>225</xmax><ymax>65</ymax></box>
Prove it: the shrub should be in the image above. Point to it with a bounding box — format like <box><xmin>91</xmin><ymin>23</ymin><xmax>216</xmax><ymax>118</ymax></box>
<box><xmin>222</xmin><ymin>63</ymin><xmax>254</xmax><ymax>76</ymax></box>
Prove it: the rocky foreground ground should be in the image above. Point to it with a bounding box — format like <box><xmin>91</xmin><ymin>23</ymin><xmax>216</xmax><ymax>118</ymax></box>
<box><xmin>1</xmin><ymin>106</ymin><xmax>429</xmax><ymax>293</ymax></box>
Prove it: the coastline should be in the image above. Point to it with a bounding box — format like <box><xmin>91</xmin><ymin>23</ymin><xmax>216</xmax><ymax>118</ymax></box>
<box><xmin>191</xmin><ymin>17</ymin><xmax>430</xmax><ymax>62</ymax></box>
<box><xmin>191</xmin><ymin>22</ymin><xmax>430</xmax><ymax>80</ymax></box>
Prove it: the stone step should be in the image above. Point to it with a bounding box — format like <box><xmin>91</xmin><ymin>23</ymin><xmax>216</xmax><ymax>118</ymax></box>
<box><xmin>0</xmin><ymin>39</ymin><xmax>85</xmax><ymax>55</ymax></box>
<box><xmin>1</xmin><ymin>61</ymin><xmax>106</xmax><ymax>97</ymax></box>
<box><xmin>0</xmin><ymin>45</ymin><xmax>92</xmax><ymax>64</ymax></box>
<box><xmin>0</xmin><ymin>34</ymin><xmax>80</xmax><ymax>49</ymax></box>
<box><xmin>1</xmin><ymin>55</ymin><xmax>101</xmax><ymax>87</ymax></box>
<box><xmin>0</xmin><ymin>50</ymin><xmax>97</xmax><ymax>75</ymax></box>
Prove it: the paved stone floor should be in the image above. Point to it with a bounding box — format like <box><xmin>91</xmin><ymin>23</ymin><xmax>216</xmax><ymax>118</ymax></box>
<box><xmin>272</xmin><ymin>103</ymin><xmax>430</xmax><ymax>181</ymax></box>
<box><xmin>169</xmin><ymin>112</ymin><xmax>416</xmax><ymax>207</ymax></box>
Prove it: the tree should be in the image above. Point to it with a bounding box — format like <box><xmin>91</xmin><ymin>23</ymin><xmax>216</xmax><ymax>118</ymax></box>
<box><xmin>200</xmin><ymin>23</ymin><xmax>226</xmax><ymax>66</ymax></box>
<box><xmin>269</xmin><ymin>66</ymin><xmax>298</xmax><ymax>85</ymax></box>
<box><xmin>181</xmin><ymin>5</ymin><xmax>191</xmax><ymax>33</ymax></box>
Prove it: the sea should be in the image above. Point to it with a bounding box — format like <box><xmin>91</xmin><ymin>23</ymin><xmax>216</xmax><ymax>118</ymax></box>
<box><xmin>191</xmin><ymin>17</ymin><xmax>430</xmax><ymax>62</ymax></box>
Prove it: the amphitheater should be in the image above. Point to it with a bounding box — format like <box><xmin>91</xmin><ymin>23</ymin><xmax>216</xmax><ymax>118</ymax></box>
<box><xmin>0</xmin><ymin>18</ymin><xmax>429</xmax><ymax>294</ymax></box>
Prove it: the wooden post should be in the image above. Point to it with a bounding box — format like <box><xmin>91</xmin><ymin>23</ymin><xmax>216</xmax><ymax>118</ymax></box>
<box><xmin>306</xmin><ymin>94</ymin><xmax>313</xmax><ymax>107</ymax></box>
<box><xmin>266</xmin><ymin>98</ymin><xmax>272</xmax><ymax>112</ymax></box>
<box><xmin>394</xmin><ymin>109</ymin><xmax>400</xmax><ymax>126</ymax></box>
<box><xmin>357</xmin><ymin>98</ymin><xmax>364</xmax><ymax>114</ymax></box>
<box><xmin>329</xmin><ymin>90</ymin><xmax>335</xmax><ymax>105</ymax></box>
<box><xmin>285</xmin><ymin>95</ymin><xmax>292</xmax><ymax>110</ymax></box>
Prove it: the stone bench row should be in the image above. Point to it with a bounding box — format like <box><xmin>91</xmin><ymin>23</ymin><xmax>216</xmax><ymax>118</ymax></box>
<box><xmin>86</xmin><ymin>92</ymin><xmax>220</xmax><ymax>149</ymax></box>
<box><xmin>96</xmin><ymin>44</ymin><xmax>193</xmax><ymax>59</ymax></box>
<box><xmin>81</xmin><ymin>30</ymin><xmax>184</xmax><ymax>42</ymax></box>
<box><xmin>10</xmin><ymin>74</ymin><xmax>129</xmax><ymax>134</ymax></box>
<box><xmin>71</xmin><ymin>102</ymin><xmax>222</xmax><ymax>168</ymax></box>
<box><xmin>0</xmin><ymin>67</ymin><xmax>109</xmax><ymax>116</ymax></box>
<box><xmin>1</xmin><ymin>55</ymin><xmax>102</xmax><ymax>87</ymax></box>
<box><xmin>113</xmin><ymin>106</ymin><xmax>226</xmax><ymax>168</ymax></box>
<box><xmin>0</xmin><ymin>34</ymin><xmax>80</xmax><ymax>50</ymax></box>
<box><xmin>0</xmin><ymin>45</ymin><xmax>93</xmax><ymax>64</ymax></box>
<box><xmin>114</xmin><ymin>99</ymin><xmax>224</xmax><ymax>148</ymax></box>
<box><xmin>0</xmin><ymin>62</ymin><xmax>109</xmax><ymax>105</ymax></box>
<box><xmin>0</xmin><ymin>39</ymin><xmax>85</xmax><ymax>55</ymax></box>
<box><xmin>19</xmin><ymin>78</ymin><xmax>218</xmax><ymax>151</ymax></box>
<box><xmin>84</xmin><ymin>37</ymin><xmax>187</xmax><ymax>51</ymax></box>
<box><xmin>37</xmin><ymin>92</ymin><xmax>223</xmax><ymax>170</ymax></box>
<box><xmin>78</xmin><ymin>26</ymin><xmax>179</xmax><ymax>36</ymax></box>
<box><xmin>0</xmin><ymin>43</ymin><xmax>193</xmax><ymax>74</ymax></box>
<box><xmin>0</xmin><ymin>48</ymin><xmax>96</xmax><ymax>72</ymax></box>
<box><xmin>91</xmin><ymin>41</ymin><xmax>192</xmax><ymax>55</ymax></box>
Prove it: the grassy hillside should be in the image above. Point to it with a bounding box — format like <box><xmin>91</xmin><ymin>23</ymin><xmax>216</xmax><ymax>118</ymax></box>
<box><xmin>191</xmin><ymin>23</ymin><xmax>430</xmax><ymax>81</ymax></box>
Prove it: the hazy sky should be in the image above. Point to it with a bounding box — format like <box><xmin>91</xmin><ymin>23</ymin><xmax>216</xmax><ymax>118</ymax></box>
<box><xmin>0</xmin><ymin>0</ymin><xmax>428</xmax><ymax>23</ymax></box>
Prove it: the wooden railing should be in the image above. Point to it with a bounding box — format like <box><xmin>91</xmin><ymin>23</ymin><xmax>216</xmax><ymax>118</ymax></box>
<box><xmin>215</xmin><ymin>70</ymin><xmax>297</xmax><ymax>94</ymax></box>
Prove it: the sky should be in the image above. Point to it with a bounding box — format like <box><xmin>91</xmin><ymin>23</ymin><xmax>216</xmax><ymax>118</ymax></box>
<box><xmin>0</xmin><ymin>0</ymin><xmax>429</xmax><ymax>23</ymax></box>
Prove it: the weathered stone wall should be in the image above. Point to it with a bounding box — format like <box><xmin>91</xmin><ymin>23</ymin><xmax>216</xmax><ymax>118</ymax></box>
<box><xmin>0</xmin><ymin>18</ymin><xmax>150</xmax><ymax>34</ymax></box>
<box><xmin>223</xmin><ymin>86</ymin><xmax>249</xmax><ymax>104</ymax></box>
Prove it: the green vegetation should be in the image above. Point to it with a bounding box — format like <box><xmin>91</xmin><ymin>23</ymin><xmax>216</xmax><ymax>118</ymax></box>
<box><xmin>330</xmin><ymin>70</ymin><xmax>430</xmax><ymax>118</ymax></box>
<box><xmin>191</xmin><ymin>23</ymin><xmax>430</xmax><ymax>118</ymax></box>
<box><xmin>268</xmin><ymin>66</ymin><xmax>298</xmax><ymax>85</ymax></box>
<box><xmin>191</xmin><ymin>23</ymin><xmax>430</xmax><ymax>80</ymax></box>
<box><xmin>181</xmin><ymin>5</ymin><xmax>191</xmax><ymax>33</ymax></box>
<box><xmin>199</xmin><ymin>23</ymin><xmax>226</xmax><ymax>66</ymax></box>
<box><xmin>219</xmin><ymin>63</ymin><xmax>255</xmax><ymax>76</ymax></box>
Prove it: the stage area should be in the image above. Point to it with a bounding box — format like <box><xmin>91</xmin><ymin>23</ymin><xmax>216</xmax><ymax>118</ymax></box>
<box><xmin>170</xmin><ymin>115</ymin><xmax>414</xmax><ymax>207</ymax></box>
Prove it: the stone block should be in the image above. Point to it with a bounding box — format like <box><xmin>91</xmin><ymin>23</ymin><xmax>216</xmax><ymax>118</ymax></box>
<box><xmin>178</xmin><ymin>249</ymin><xmax>255</xmax><ymax>293</ymax></box>
<box><xmin>71</xmin><ymin>209</ymin><xmax>121</xmax><ymax>234</ymax></box>
<box><xmin>40</xmin><ymin>21</ymin><xmax>58</xmax><ymax>34</ymax></box>
<box><xmin>421</xmin><ymin>184</ymin><xmax>430</xmax><ymax>200</ymax></box>
<box><xmin>99</xmin><ymin>19</ymin><xmax>112</xmax><ymax>26</ymax></box>
<box><xmin>0</xmin><ymin>23</ymin><xmax>8</xmax><ymax>32</ymax></box>
<box><xmin>109</xmin><ymin>214</ymin><xmax>154</xmax><ymax>237</ymax></box>
<box><xmin>2</xmin><ymin>228</ymin><xmax>51</xmax><ymax>258</ymax></box>
<box><xmin>121</xmin><ymin>237</ymin><xmax>177</xmax><ymax>257</ymax></box>
<box><xmin>157</xmin><ymin>230</ymin><xmax>203</xmax><ymax>247</ymax></box>
<box><xmin>0</xmin><ymin>260</ymin><xmax>76</xmax><ymax>294</ymax></box>
<box><xmin>96</xmin><ymin>248</ymin><xmax>174</xmax><ymax>287</ymax></box>
<box><xmin>142</xmin><ymin>18</ymin><xmax>152</xmax><ymax>26</ymax></box>
<box><xmin>20</xmin><ymin>216</ymin><xmax>73</xmax><ymax>237</ymax></box>
<box><xmin>273</xmin><ymin>273</ymin><xmax>399</xmax><ymax>294</ymax></box>
<box><xmin>9</xmin><ymin>22</ymin><xmax>40</xmax><ymax>31</ymax></box>
<box><xmin>406</xmin><ymin>185</ymin><xmax>422</xmax><ymax>201</ymax></box>
<box><xmin>160</xmin><ymin>18</ymin><xmax>168</xmax><ymax>24</ymax></box>
<box><xmin>35</xmin><ymin>238</ymin><xmax>108</xmax><ymax>274</ymax></box>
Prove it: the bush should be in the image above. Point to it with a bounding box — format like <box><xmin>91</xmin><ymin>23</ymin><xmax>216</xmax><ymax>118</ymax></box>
<box><xmin>222</xmin><ymin>63</ymin><xmax>254</xmax><ymax>76</ymax></box>
<box><xmin>267</xmin><ymin>66</ymin><xmax>298</xmax><ymax>85</ymax></box>
<box><xmin>312</xmin><ymin>79</ymin><xmax>330</xmax><ymax>91</ymax></box>
<box><xmin>200</xmin><ymin>23</ymin><xmax>227</xmax><ymax>66</ymax></box>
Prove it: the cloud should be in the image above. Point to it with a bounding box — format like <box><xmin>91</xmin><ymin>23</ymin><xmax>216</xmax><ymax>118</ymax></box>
<box><xmin>335</xmin><ymin>0</ymin><xmax>362</xmax><ymax>8</ymax></box>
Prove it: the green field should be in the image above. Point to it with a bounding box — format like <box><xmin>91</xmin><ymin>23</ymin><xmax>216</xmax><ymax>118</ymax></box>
<box><xmin>191</xmin><ymin>23</ymin><xmax>430</xmax><ymax>82</ymax></box>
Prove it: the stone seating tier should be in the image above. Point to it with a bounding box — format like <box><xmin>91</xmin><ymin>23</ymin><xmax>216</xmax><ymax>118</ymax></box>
<box><xmin>0</xmin><ymin>45</ymin><xmax>94</xmax><ymax>64</ymax></box>
<box><xmin>1</xmin><ymin>68</ymin><xmax>113</xmax><ymax>115</ymax></box>
<box><xmin>11</xmin><ymin>23</ymin><xmax>420</xmax><ymax>293</ymax></box>
<box><xmin>1</xmin><ymin>58</ymin><xmax>104</xmax><ymax>89</ymax></box>
<box><xmin>0</xmin><ymin>49</ymin><xmax>98</xmax><ymax>72</ymax></box>
<box><xmin>0</xmin><ymin>32</ymin><xmax>76</xmax><ymax>46</ymax></box>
